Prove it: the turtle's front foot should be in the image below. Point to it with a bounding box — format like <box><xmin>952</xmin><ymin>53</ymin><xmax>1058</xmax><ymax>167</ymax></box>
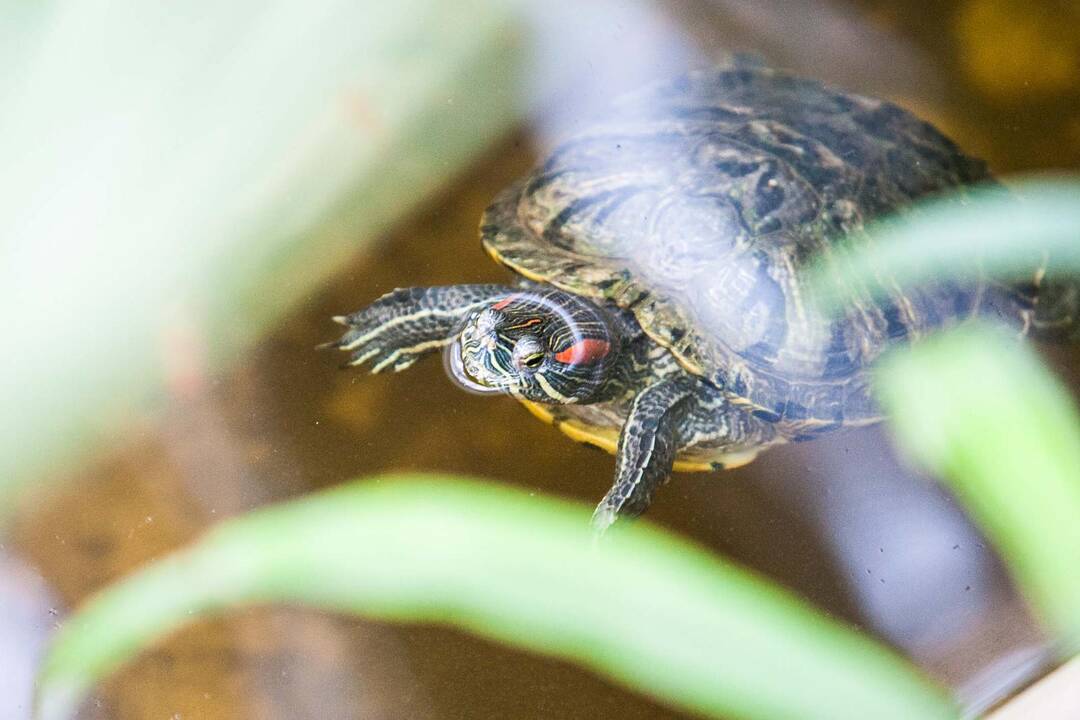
<box><xmin>322</xmin><ymin>285</ymin><xmax>513</xmax><ymax>374</ymax></box>
<box><xmin>322</xmin><ymin>288</ymin><xmax>439</xmax><ymax>373</ymax></box>
<box><xmin>591</xmin><ymin>378</ymin><xmax>696</xmax><ymax>538</ymax></box>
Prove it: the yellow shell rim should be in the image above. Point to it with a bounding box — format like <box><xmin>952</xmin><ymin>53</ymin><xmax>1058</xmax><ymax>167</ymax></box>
<box><xmin>517</xmin><ymin>398</ymin><xmax>762</xmax><ymax>473</ymax></box>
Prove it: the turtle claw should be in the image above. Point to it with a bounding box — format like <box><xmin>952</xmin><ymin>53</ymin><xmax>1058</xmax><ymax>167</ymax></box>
<box><xmin>392</xmin><ymin>356</ymin><xmax>421</xmax><ymax>373</ymax></box>
<box><xmin>368</xmin><ymin>342</ymin><xmax>442</xmax><ymax>374</ymax></box>
<box><xmin>341</xmin><ymin>345</ymin><xmax>423</xmax><ymax>376</ymax></box>
<box><xmin>329</xmin><ymin>322</ymin><xmax>443</xmax><ymax>375</ymax></box>
<box><xmin>369</xmin><ymin>351</ymin><xmax>404</xmax><ymax>374</ymax></box>
<box><xmin>336</xmin><ymin>347</ymin><xmax>406</xmax><ymax>374</ymax></box>
<box><xmin>344</xmin><ymin>346</ymin><xmax>382</xmax><ymax>370</ymax></box>
<box><xmin>590</xmin><ymin>504</ymin><xmax>619</xmax><ymax>538</ymax></box>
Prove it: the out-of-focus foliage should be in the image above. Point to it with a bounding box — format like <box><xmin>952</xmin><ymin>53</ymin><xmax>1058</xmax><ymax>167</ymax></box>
<box><xmin>877</xmin><ymin>327</ymin><xmax>1080</xmax><ymax>649</ymax></box>
<box><xmin>0</xmin><ymin>0</ymin><xmax>525</xmax><ymax>522</ymax></box>
<box><xmin>810</xmin><ymin>177</ymin><xmax>1080</xmax><ymax>313</ymax></box>
<box><xmin>34</xmin><ymin>476</ymin><xmax>956</xmax><ymax>720</ymax></box>
<box><xmin>811</xmin><ymin>176</ymin><xmax>1080</xmax><ymax>649</ymax></box>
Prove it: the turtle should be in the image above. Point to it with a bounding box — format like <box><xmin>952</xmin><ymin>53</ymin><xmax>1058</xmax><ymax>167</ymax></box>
<box><xmin>324</xmin><ymin>63</ymin><xmax>1043</xmax><ymax>532</ymax></box>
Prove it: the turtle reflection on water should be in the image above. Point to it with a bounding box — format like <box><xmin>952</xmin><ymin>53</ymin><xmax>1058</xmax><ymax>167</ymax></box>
<box><xmin>324</xmin><ymin>64</ymin><xmax>1060</xmax><ymax>532</ymax></box>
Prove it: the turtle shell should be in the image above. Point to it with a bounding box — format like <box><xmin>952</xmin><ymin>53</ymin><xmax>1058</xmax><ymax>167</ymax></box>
<box><xmin>481</xmin><ymin>66</ymin><xmax>1000</xmax><ymax>428</ymax></box>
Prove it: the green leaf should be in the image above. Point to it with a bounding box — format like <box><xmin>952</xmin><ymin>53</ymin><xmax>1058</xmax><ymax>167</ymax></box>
<box><xmin>810</xmin><ymin>177</ymin><xmax>1080</xmax><ymax>312</ymax></box>
<box><xmin>875</xmin><ymin>326</ymin><xmax>1080</xmax><ymax>648</ymax></box>
<box><xmin>35</xmin><ymin>476</ymin><xmax>956</xmax><ymax>720</ymax></box>
<box><xmin>803</xmin><ymin>175</ymin><xmax>1080</xmax><ymax>647</ymax></box>
<box><xmin>0</xmin><ymin>0</ymin><xmax>525</xmax><ymax>522</ymax></box>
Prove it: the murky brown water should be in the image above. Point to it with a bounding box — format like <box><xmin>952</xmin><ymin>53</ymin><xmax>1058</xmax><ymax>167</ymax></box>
<box><xmin>6</xmin><ymin>1</ymin><xmax>1080</xmax><ymax>718</ymax></box>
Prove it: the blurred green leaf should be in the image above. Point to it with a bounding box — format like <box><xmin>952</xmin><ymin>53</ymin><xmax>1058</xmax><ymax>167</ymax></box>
<box><xmin>0</xmin><ymin>0</ymin><xmax>525</xmax><ymax>522</ymax></box>
<box><xmin>36</xmin><ymin>476</ymin><xmax>956</xmax><ymax>720</ymax></box>
<box><xmin>805</xmin><ymin>176</ymin><xmax>1080</xmax><ymax>647</ymax></box>
<box><xmin>810</xmin><ymin>177</ymin><xmax>1080</xmax><ymax>312</ymax></box>
<box><xmin>875</xmin><ymin>326</ymin><xmax>1080</xmax><ymax>648</ymax></box>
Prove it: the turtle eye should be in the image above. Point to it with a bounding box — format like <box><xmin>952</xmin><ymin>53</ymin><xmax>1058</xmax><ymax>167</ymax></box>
<box><xmin>521</xmin><ymin>352</ymin><xmax>544</xmax><ymax>369</ymax></box>
<box><xmin>511</xmin><ymin>336</ymin><xmax>545</xmax><ymax>371</ymax></box>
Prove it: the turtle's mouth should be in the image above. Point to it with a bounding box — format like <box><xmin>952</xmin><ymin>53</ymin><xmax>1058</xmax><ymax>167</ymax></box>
<box><xmin>444</xmin><ymin>336</ymin><xmax>515</xmax><ymax>396</ymax></box>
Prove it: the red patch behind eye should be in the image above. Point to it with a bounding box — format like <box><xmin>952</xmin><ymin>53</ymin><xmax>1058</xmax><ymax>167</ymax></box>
<box><xmin>554</xmin><ymin>338</ymin><xmax>611</xmax><ymax>365</ymax></box>
<box><xmin>492</xmin><ymin>296</ymin><xmax>517</xmax><ymax>311</ymax></box>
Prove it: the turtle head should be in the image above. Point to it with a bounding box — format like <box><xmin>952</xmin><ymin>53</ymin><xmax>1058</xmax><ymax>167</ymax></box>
<box><xmin>446</xmin><ymin>290</ymin><xmax>620</xmax><ymax>404</ymax></box>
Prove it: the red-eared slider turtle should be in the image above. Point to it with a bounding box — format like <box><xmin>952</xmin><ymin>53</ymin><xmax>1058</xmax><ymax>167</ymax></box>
<box><xmin>325</xmin><ymin>64</ymin><xmax>1043</xmax><ymax>531</ymax></box>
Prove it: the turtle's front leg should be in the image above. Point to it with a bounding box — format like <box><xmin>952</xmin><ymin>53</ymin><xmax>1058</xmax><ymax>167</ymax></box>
<box><xmin>324</xmin><ymin>285</ymin><xmax>513</xmax><ymax>373</ymax></box>
<box><xmin>591</xmin><ymin>378</ymin><xmax>696</xmax><ymax>534</ymax></box>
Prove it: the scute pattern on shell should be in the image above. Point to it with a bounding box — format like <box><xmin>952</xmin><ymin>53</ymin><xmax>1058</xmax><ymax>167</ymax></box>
<box><xmin>481</xmin><ymin>65</ymin><xmax>1015</xmax><ymax>427</ymax></box>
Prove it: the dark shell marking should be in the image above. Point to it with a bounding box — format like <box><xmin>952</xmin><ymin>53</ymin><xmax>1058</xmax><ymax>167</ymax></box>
<box><xmin>482</xmin><ymin>65</ymin><xmax>1030</xmax><ymax>432</ymax></box>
